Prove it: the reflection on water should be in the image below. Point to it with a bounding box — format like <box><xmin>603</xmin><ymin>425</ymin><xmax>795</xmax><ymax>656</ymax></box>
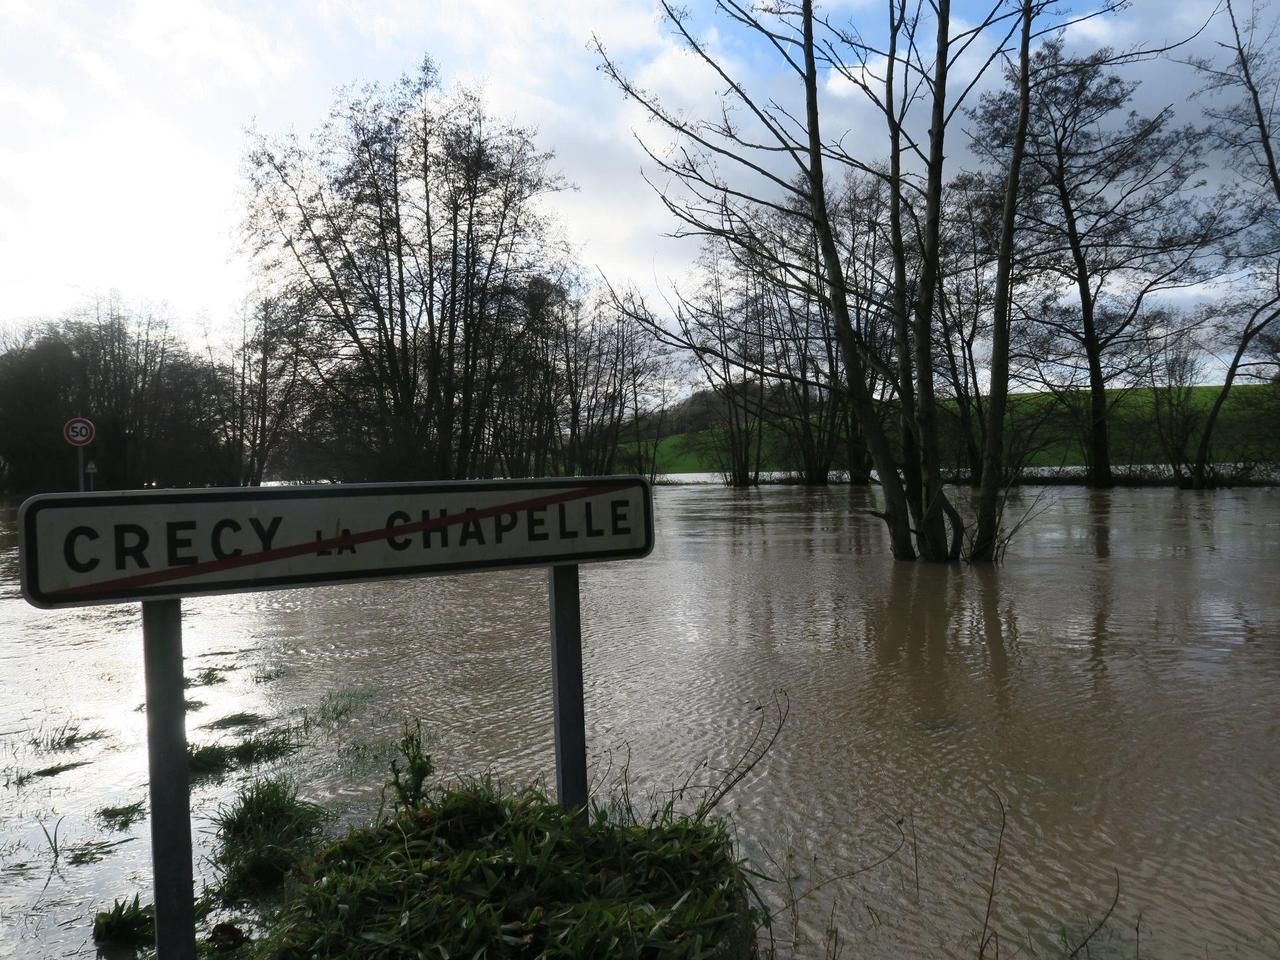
<box><xmin>2</xmin><ymin>486</ymin><xmax>1279</xmax><ymax>957</ymax></box>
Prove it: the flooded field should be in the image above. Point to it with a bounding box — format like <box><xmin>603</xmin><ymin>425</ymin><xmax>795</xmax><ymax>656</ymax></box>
<box><xmin>2</xmin><ymin>484</ymin><xmax>1279</xmax><ymax>958</ymax></box>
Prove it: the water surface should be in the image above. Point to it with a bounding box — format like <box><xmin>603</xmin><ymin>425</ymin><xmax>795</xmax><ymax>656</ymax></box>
<box><xmin>1</xmin><ymin>485</ymin><xmax>1278</xmax><ymax>958</ymax></box>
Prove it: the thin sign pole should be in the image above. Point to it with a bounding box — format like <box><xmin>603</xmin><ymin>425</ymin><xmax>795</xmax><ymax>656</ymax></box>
<box><xmin>77</xmin><ymin>446</ymin><xmax>84</xmax><ymax>493</ymax></box>
<box><xmin>548</xmin><ymin>563</ymin><xmax>588</xmax><ymax>816</ymax></box>
<box><xmin>141</xmin><ymin>599</ymin><xmax>196</xmax><ymax>960</ymax></box>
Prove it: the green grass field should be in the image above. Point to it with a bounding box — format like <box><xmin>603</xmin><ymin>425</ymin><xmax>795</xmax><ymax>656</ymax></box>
<box><xmin>628</xmin><ymin>384</ymin><xmax>1279</xmax><ymax>477</ymax></box>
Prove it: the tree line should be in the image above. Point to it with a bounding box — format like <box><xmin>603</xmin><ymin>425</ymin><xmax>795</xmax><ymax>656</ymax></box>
<box><xmin>0</xmin><ymin>285</ymin><xmax>673</xmax><ymax>495</ymax></box>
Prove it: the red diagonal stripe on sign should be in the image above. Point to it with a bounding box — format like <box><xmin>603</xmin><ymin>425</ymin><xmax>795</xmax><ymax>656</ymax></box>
<box><xmin>50</xmin><ymin>482</ymin><xmax>636</xmax><ymax>598</ymax></box>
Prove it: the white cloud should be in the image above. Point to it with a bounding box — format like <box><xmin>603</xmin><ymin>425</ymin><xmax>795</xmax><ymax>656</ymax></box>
<box><xmin>0</xmin><ymin>0</ymin><xmax>292</xmax><ymax>333</ymax></box>
<box><xmin>0</xmin><ymin>0</ymin><xmax>1251</xmax><ymax>342</ymax></box>
<box><xmin>120</xmin><ymin>0</ymin><xmax>305</xmax><ymax>95</ymax></box>
<box><xmin>824</xmin><ymin>54</ymin><xmax>889</xmax><ymax>99</ymax></box>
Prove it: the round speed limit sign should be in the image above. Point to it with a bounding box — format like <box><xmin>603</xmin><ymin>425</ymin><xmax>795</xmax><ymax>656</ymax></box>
<box><xmin>63</xmin><ymin>417</ymin><xmax>95</xmax><ymax>447</ymax></box>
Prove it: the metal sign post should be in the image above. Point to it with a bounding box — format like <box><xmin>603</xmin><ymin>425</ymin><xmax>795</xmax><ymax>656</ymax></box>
<box><xmin>141</xmin><ymin>599</ymin><xmax>196</xmax><ymax>960</ymax></box>
<box><xmin>17</xmin><ymin>478</ymin><xmax>654</xmax><ymax>952</ymax></box>
<box><xmin>548</xmin><ymin>564</ymin><xmax>587</xmax><ymax>815</ymax></box>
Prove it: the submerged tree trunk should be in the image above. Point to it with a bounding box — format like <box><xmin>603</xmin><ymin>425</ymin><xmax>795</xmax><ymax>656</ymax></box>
<box><xmin>1085</xmin><ymin>346</ymin><xmax>1114</xmax><ymax>487</ymax></box>
<box><xmin>801</xmin><ymin>1</ymin><xmax>916</xmax><ymax>558</ymax></box>
<box><xmin>972</xmin><ymin>0</ymin><xmax>1033</xmax><ymax>562</ymax></box>
<box><xmin>908</xmin><ymin>0</ymin><xmax>962</xmax><ymax>561</ymax></box>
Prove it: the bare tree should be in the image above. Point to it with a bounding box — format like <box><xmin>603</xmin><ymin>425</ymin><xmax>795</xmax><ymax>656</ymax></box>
<box><xmin>206</xmin><ymin>295</ymin><xmax>306</xmax><ymax>485</ymax></box>
<box><xmin>556</xmin><ymin>289</ymin><xmax>630</xmax><ymax>477</ymax></box>
<box><xmin>975</xmin><ymin>40</ymin><xmax>1226</xmax><ymax>487</ymax></box>
<box><xmin>246</xmin><ymin>61</ymin><xmax>564</xmax><ymax>480</ymax></box>
<box><xmin>1178</xmin><ymin>0</ymin><xmax>1280</xmax><ymax>485</ymax></box>
<box><xmin>935</xmin><ymin>174</ymin><xmax>1000</xmax><ymax>484</ymax></box>
<box><xmin>615</xmin><ymin>312</ymin><xmax>679</xmax><ymax>483</ymax></box>
<box><xmin>669</xmin><ymin>244</ymin><xmax>769</xmax><ymax>487</ymax></box>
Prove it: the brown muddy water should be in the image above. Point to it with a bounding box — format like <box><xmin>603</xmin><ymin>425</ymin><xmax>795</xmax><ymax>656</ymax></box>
<box><xmin>1</xmin><ymin>485</ymin><xmax>1278</xmax><ymax>958</ymax></box>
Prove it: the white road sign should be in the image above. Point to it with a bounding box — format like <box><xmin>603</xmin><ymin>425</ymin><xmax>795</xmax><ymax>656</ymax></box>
<box><xmin>19</xmin><ymin>478</ymin><xmax>654</xmax><ymax>608</ymax></box>
<box><xmin>63</xmin><ymin>417</ymin><xmax>95</xmax><ymax>446</ymax></box>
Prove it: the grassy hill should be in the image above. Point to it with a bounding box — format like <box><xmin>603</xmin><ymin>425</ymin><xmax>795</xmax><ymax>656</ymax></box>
<box><xmin>629</xmin><ymin>383</ymin><xmax>1279</xmax><ymax>477</ymax></box>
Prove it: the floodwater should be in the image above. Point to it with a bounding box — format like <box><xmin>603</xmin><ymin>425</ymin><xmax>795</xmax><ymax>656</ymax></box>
<box><xmin>1</xmin><ymin>485</ymin><xmax>1279</xmax><ymax>958</ymax></box>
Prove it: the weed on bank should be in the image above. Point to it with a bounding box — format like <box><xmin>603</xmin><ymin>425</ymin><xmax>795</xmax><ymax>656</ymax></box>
<box><xmin>255</xmin><ymin>781</ymin><xmax>752</xmax><ymax>959</ymax></box>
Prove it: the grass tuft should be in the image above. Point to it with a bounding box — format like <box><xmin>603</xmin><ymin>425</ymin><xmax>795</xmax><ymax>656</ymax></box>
<box><xmin>385</xmin><ymin>719</ymin><xmax>433</xmax><ymax>813</ymax></box>
<box><xmin>211</xmin><ymin>777</ymin><xmax>325</xmax><ymax>902</ymax></box>
<box><xmin>232</xmin><ymin>730</ymin><xmax>296</xmax><ymax>765</ymax></box>
<box><xmin>92</xmin><ymin>894</ymin><xmax>154</xmax><ymax>948</ymax></box>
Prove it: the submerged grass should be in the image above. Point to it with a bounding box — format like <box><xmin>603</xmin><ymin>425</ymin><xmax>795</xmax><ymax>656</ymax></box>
<box><xmin>188</xmin><ymin>731</ymin><xmax>295</xmax><ymax>780</ymax></box>
<box><xmin>294</xmin><ymin>689</ymin><xmax>368</xmax><ymax>735</ymax></box>
<box><xmin>255</xmin><ymin>779</ymin><xmax>753</xmax><ymax>959</ymax></box>
<box><xmin>186</xmin><ymin>667</ymin><xmax>228</xmax><ymax>688</ymax></box>
<box><xmin>335</xmin><ymin>737</ymin><xmax>398</xmax><ymax>776</ymax></box>
<box><xmin>203</xmin><ymin>712</ymin><xmax>269</xmax><ymax>732</ymax></box>
<box><xmin>187</xmin><ymin>744</ymin><xmax>237</xmax><ymax>778</ymax></box>
<box><xmin>29</xmin><ymin>719</ymin><xmax>109</xmax><ymax>752</ymax></box>
<box><xmin>97</xmin><ymin>800</ymin><xmax>146</xmax><ymax>831</ymax></box>
<box><xmin>133</xmin><ymin>697</ymin><xmax>206</xmax><ymax>713</ymax></box>
<box><xmin>14</xmin><ymin>759</ymin><xmax>92</xmax><ymax>785</ymax></box>
<box><xmin>65</xmin><ymin>836</ymin><xmax>135</xmax><ymax>865</ymax></box>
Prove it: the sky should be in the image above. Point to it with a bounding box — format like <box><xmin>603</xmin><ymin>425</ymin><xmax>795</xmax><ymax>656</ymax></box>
<box><xmin>0</xmin><ymin>0</ymin><xmax>1231</xmax><ymax>346</ymax></box>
